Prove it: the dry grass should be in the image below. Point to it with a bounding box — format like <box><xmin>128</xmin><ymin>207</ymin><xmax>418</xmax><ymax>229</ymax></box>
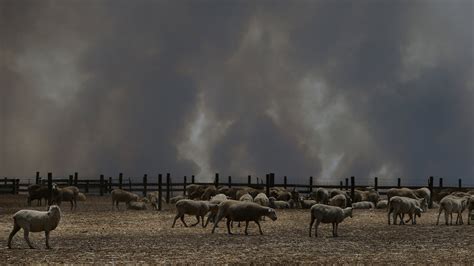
<box><xmin>1</xmin><ymin>194</ymin><xmax>473</xmax><ymax>264</ymax></box>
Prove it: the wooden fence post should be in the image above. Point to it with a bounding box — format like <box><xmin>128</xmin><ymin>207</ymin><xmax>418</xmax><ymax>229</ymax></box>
<box><xmin>108</xmin><ymin>177</ymin><xmax>112</xmax><ymax>193</ymax></box>
<box><xmin>85</xmin><ymin>180</ymin><xmax>89</xmax><ymax>193</ymax></box>
<box><xmin>158</xmin><ymin>174</ymin><xmax>163</xmax><ymax>211</ymax></box>
<box><xmin>47</xmin><ymin>172</ymin><xmax>53</xmax><ymax>204</ymax></box>
<box><xmin>36</xmin><ymin>172</ymin><xmax>40</xmax><ymax>184</ymax></box>
<box><xmin>119</xmin><ymin>173</ymin><xmax>123</xmax><ymax>189</ymax></box>
<box><xmin>4</xmin><ymin>177</ymin><xmax>7</xmax><ymax>185</ymax></box>
<box><xmin>270</xmin><ymin>173</ymin><xmax>275</xmax><ymax>187</ymax></box>
<box><xmin>350</xmin><ymin>176</ymin><xmax>355</xmax><ymax>203</ymax></box>
<box><xmin>248</xmin><ymin>175</ymin><xmax>251</xmax><ymax>185</ymax></box>
<box><xmin>309</xmin><ymin>176</ymin><xmax>313</xmax><ymax>193</ymax></box>
<box><xmin>439</xmin><ymin>177</ymin><xmax>443</xmax><ymax>189</ymax></box>
<box><xmin>228</xmin><ymin>176</ymin><xmax>232</xmax><ymax>188</ymax></box>
<box><xmin>265</xmin><ymin>174</ymin><xmax>270</xmax><ymax>196</ymax></box>
<box><xmin>100</xmin><ymin>175</ymin><xmax>104</xmax><ymax>196</ymax></box>
<box><xmin>214</xmin><ymin>173</ymin><xmax>219</xmax><ymax>187</ymax></box>
<box><xmin>374</xmin><ymin>177</ymin><xmax>378</xmax><ymax>191</ymax></box>
<box><xmin>284</xmin><ymin>176</ymin><xmax>287</xmax><ymax>189</ymax></box>
<box><xmin>339</xmin><ymin>181</ymin><xmax>343</xmax><ymax>190</ymax></box>
<box><xmin>191</xmin><ymin>175</ymin><xmax>195</xmax><ymax>184</ymax></box>
<box><xmin>166</xmin><ymin>173</ymin><xmax>171</xmax><ymax>204</ymax></box>
<box><xmin>15</xmin><ymin>179</ymin><xmax>20</xmax><ymax>194</ymax></box>
<box><xmin>345</xmin><ymin>178</ymin><xmax>349</xmax><ymax>191</ymax></box>
<box><xmin>428</xmin><ymin>176</ymin><xmax>434</xmax><ymax>208</ymax></box>
<box><xmin>74</xmin><ymin>172</ymin><xmax>78</xmax><ymax>186</ymax></box>
<box><xmin>397</xmin><ymin>178</ymin><xmax>401</xmax><ymax>188</ymax></box>
<box><xmin>143</xmin><ymin>174</ymin><xmax>148</xmax><ymax>196</ymax></box>
<box><xmin>69</xmin><ymin>175</ymin><xmax>73</xmax><ymax>186</ymax></box>
<box><xmin>183</xmin><ymin>176</ymin><xmax>187</xmax><ymax>196</ymax></box>
<box><xmin>458</xmin><ymin>178</ymin><xmax>462</xmax><ymax>189</ymax></box>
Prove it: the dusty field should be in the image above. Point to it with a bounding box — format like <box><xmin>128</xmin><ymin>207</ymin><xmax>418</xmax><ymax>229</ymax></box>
<box><xmin>0</xmin><ymin>194</ymin><xmax>473</xmax><ymax>264</ymax></box>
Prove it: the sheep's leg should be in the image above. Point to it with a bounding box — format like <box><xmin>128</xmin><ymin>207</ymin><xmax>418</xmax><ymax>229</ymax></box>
<box><xmin>7</xmin><ymin>222</ymin><xmax>20</xmax><ymax>249</ymax></box>
<box><xmin>190</xmin><ymin>216</ymin><xmax>200</xmax><ymax>227</ymax></box>
<box><xmin>211</xmin><ymin>214</ymin><xmax>223</xmax><ymax>234</ymax></box>
<box><xmin>450</xmin><ymin>212</ymin><xmax>453</xmax><ymax>225</ymax></box>
<box><xmin>244</xmin><ymin>221</ymin><xmax>249</xmax><ymax>235</ymax></box>
<box><xmin>23</xmin><ymin>228</ymin><xmax>34</xmax><ymax>249</ymax></box>
<box><xmin>334</xmin><ymin>223</ymin><xmax>339</xmax><ymax>237</ymax></box>
<box><xmin>314</xmin><ymin>220</ymin><xmax>320</xmax><ymax>237</ymax></box>
<box><xmin>171</xmin><ymin>214</ymin><xmax>180</xmax><ymax>228</ymax></box>
<box><xmin>309</xmin><ymin>217</ymin><xmax>315</xmax><ymax>237</ymax></box>
<box><xmin>70</xmin><ymin>200</ymin><xmax>74</xmax><ymax>211</ymax></box>
<box><xmin>393</xmin><ymin>212</ymin><xmax>398</xmax><ymax>225</ymax></box>
<box><xmin>226</xmin><ymin>219</ymin><xmax>233</xmax><ymax>235</ymax></box>
<box><xmin>332</xmin><ymin>223</ymin><xmax>336</xmax><ymax>237</ymax></box>
<box><xmin>255</xmin><ymin>220</ymin><xmax>263</xmax><ymax>235</ymax></box>
<box><xmin>204</xmin><ymin>215</ymin><xmax>212</xmax><ymax>228</ymax></box>
<box><xmin>387</xmin><ymin>209</ymin><xmax>391</xmax><ymax>225</ymax></box>
<box><xmin>444</xmin><ymin>211</ymin><xmax>449</xmax><ymax>225</ymax></box>
<box><xmin>201</xmin><ymin>215</ymin><xmax>206</xmax><ymax>228</ymax></box>
<box><xmin>45</xmin><ymin>231</ymin><xmax>51</xmax><ymax>249</ymax></box>
<box><xmin>180</xmin><ymin>215</ymin><xmax>188</xmax><ymax>227</ymax></box>
<box><xmin>436</xmin><ymin>209</ymin><xmax>442</xmax><ymax>225</ymax></box>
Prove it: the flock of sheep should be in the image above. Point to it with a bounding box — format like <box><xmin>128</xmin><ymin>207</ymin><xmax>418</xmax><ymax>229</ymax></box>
<box><xmin>6</xmin><ymin>182</ymin><xmax>474</xmax><ymax>249</ymax></box>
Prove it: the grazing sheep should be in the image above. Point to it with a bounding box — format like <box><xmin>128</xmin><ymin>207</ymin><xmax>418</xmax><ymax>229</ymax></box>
<box><xmin>186</xmin><ymin>184</ymin><xmax>207</xmax><ymax>200</ymax></box>
<box><xmin>329</xmin><ymin>189</ymin><xmax>352</xmax><ymax>207</ymax></box>
<box><xmin>170</xmin><ymin>195</ymin><xmax>187</xmax><ymax>204</ymax></box>
<box><xmin>211</xmin><ymin>201</ymin><xmax>277</xmax><ymax>235</ymax></box>
<box><xmin>27</xmin><ymin>184</ymin><xmax>49</xmax><ymax>206</ymax></box>
<box><xmin>111</xmin><ymin>189</ymin><xmax>140</xmax><ymax>210</ymax></box>
<box><xmin>7</xmin><ymin>205</ymin><xmax>61</xmax><ymax>249</ymax></box>
<box><xmin>253</xmin><ymin>193</ymin><xmax>269</xmax><ymax>207</ymax></box>
<box><xmin>436</xmin><ymin>195</ymin><xmax>469</xmax><ymax>225</ymax></box>
<box><xmin>239</xmin><ymin>193</ymin><xmax>253</xmax><ymax>202</ymax></box>
<box><xmin>329</xmin><ymin>194</ymin><xmax>347</xmax><ymax>208</ymax></box>
<box><xmin>127</xmin><ymin>201</ymin><xmax>147</xmax><ymax>210</ymax></box>
<box><xmin>51</xmin><ymin>184</ymin><xmax>79</xmax><ymax>210</ymax></box>
<box><xmin>201</xmin><ymin>186</ymin><xmax>218</xmax><ymax>200</ymax></box>
<box><xmin>310</xmin><ymin>188</ymin><xmax>329</xmax><ymax>204</ymax></box>
<box><xmin>77</xmin><ymin>192</ymin><xmax>87</xmax><ymax>202</ymax></box>
<box><xmin>388</xmin><ymin>196</ymin><xmax>424</xmax><ymax>225</ymax></box>
<box><xmin>414</xmin><ymin>188</ymin><xmax>431</xmax><ymax>207</ymax></box>
<box><xmin>172</xmin><ymin>200</ymin><xmax>217</xmax><ymax>228</ymax></box>
<box><xmin>268</xmin><ymin>197</ymin><xmax>290</xmax><ymax>209</ymax></box>
<box><xmin>376</xmin><ymin>200</ymin><xmax>388</xmax><ymax>209</ymax></box>
<box><xmin>309</xmin><ymin>204</ymin><xmax>352</xmax><ymax>237</ymax></box>
<box><xmin>354</xmin><ymin>189</ymin><xmax>380</xmax><ymax>205</ymax></box>
<box><xmin>386</xmin><ymin>188</ymin><xmax>428</xmax><ymax>211</ymax></box>
<box><xmin>468</xmin><ymin>196</ymin><xmax>474</xmax><ymax>225</ymax></box>
<box><xmin>300</xmin><ymin>199</ymin><xmax>317</xmax><ymax>209</ymax></box>
<box><xmin>352</xmin><ymin>201</ymin><xmax>375</xmax><ymax>209</ymax></box>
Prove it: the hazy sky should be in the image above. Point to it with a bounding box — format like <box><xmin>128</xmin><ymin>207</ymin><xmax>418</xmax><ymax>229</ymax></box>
<box><xmin>1</xmin><ymin>0</ymin><xmax>473</xmax><ymax>185</ymax></box>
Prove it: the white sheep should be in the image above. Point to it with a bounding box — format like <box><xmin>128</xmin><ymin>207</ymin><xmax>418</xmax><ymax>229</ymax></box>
<box><xmin>388</xmin><ymin>196</ymin><xmax>424</xmax><ymax>225</ymax></box>
<box><xmin>77</xmin><ymin>192</ymin><xmax>87</xmax><ymax>202</ymax></box>
<box><xmin>300</xmin><ymin>199</ymin><xmax>317</xmax><ymax>209</ymax></box>
<box><xmin>170</xmin><ymin>195</ymin><xmax>187</xmax><ymax>204</ymax></box>
<box><xmin>376</xmin><ymin>200</ymin><xmax>388</xmax><ymax>209</ymax></box>
<box><xmin>436</xmin><ymin>195</ymin><xmax>468</xmax><ymax>225</ymax></box>
<box><xmin>352</xmin><ymin>201</ymin><xmax>375</xmax><ymax>209</ymax></box>
<box><xmin>7</xmin><ymin>205</ymin><xmax>61</xmax><ymax>249</ymax></box>
<box><xmin>269</xmin><ymin>197</ymin><xmax>290</xmax><ymax>209</ymax></box>
<box><xmin>468</xmin><ymin>196</ymin><xmax>474</xmax><ymax>225</ymax></box>
<box><xmin>310</xmin><ymin>188</ymin><xmax>329</xmax><ymax>204</ymax></box>
<box><xmin>309</xmin><ymin>204</ymin><xmax>352</xmax><ymax>237</ymax></box>
<box><xmin>239</xmin><ymin>193</ymin><xmax>253</xmax><ymax>202</ymax></box>
<box><xmin>211</xmin><ymin>201</ymin><xmax>277</xmax><ymax>235</ymax></box>
<box><xmin>127</xmin><ymin>201</ymin><xmax>147</xmax><ymax>210</ymax></box>
<box><xmin>253</xmin><ymin>193</ymin><xmax>269</xmax><ymax>207</ymax></box>
<box><xmin>329</xmin><ymin>194</ymin><xmax>347</xmax><ymax>208</ymax></box>
<box><xmin>387</xmin><ymin>188</ymin><xmax>428</xmax><ymax>211</ymax></box>
<box><xmin>111</xmin><ymin>189</ymin><xmax>140</xmax><ymax>210</ymax></box>
<box><xmin>172</xmin><ymin>199</ymin><xmax>217</xmax><ymax>228</ymax></box>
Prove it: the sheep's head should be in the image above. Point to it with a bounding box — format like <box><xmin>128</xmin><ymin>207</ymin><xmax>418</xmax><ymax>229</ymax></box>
<box><xmin>415</xmin><ymin>207</ymin><xmax>423</xmax><ymax>217</ymax></box>
<box><xmin>267</xmin><ymin>208</ymin><xmax>277</xmax><ymax>221</ymax></box>
<box><xmin>344</xmin><ymin>207</ymin><xmax>353</xmax><ymax>218</ymax></box>
<box><xmin>48</xmin><ymin>205</ymin><xmax>61</xmax><ymax>216</ymax></box>
<box><xmin>419</xmin><ymin>198</ymin><xmax>428</xmax><ymax>211</ymax></box>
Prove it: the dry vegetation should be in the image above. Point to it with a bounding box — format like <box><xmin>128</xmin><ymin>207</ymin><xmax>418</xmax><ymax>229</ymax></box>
<box><xmin>0</xmin><ymin>194</ymin><xmax>473</xmax><ymax>264</ymax></box>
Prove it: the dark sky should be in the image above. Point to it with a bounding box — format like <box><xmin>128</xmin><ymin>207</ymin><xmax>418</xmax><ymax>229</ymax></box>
<box><xmin>1</xmin><ymin>0</ymin><xmax>473</xmax><ymax>185</ymax></box>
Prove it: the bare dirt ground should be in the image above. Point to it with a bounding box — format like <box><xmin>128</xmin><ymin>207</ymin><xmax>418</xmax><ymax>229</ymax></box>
<box><xmin>0</xmin><ymin>194</ymin><xmax>473</xmax><ymax>264</ymax></box>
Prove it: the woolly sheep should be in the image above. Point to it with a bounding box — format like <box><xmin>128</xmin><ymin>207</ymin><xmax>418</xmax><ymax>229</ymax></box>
<box><xmin>386</xmin><ymin>188</ymin><xmax>428</xmax><ymax>211</ymax></box>
<box><xmin>211</xmin><ymin>201</ymin><xmax>277</xmax><ymax>235</ymax></box>
<box><xmin>127</xmin><ymin>201</ymin><xmax>147</xmax><ymax>210</ymax></box>
<box><xmin>210</xmin><ymin>193</ymin><xmax>229</xmax><ymax>204</ymax></box>
<box><xmin>51</xmin><ymin>184</ymin><xmax>79</xmax><ymax>210</ymax></box>
<box><xmin>7</xmin><ymin>205</ymin><xmax>61</xmax><ymax>249</ymax></box>
<box><xmin>309</xmin><ymin>204</ymin><xmax>352</xmax><ymax>237</ymax></box>
<box><xmin>352</xmin><ymin>201</ymin><xmax>375</xmax><ymax>209</ymax></box>
<box><xmin>172</xmin><ymin>199</ymin><xmax>217</xmax><ymax>228</ymax></box>
<box><xmin>170</xmin><ymin>195</ymin><xmax>187</xmax><ymax>204</ymax></box>
<box><xmin>436</xmin><ymin>195</ymin><xmax>468</xmax><ymax>225</ymax></box>
<box><xmin>329</xmin><ymin>194</ymin><xmax>347</xmax><ymax>208</ymax></box>
<box><xmin>239</xmin><ymin>193</ymin><xmax>253</xmax><ymax>202</ymax></box>
<box><xmin>201</xmin><ymin>186</ymin><xmax>218</xmax><ymax>200</ymax></box>
<box><xmin>27</xmin><ymin>184</ymin><xmax>49</xmax><ymax>206</ymax></box>
<box><xmin>77</xmin><ymin>192</ymin><xmax>87</xmax><ymax>202</ymax></box>
<box><xmin>268</xmin><ymin>197</ymin><xmax>290</xmax><ymax>209</ymax></box>
<box><xmin>186</xmin><ymin>184</ymin><xmax>207</xmax><ymax>199</ymax></box>
<box><xmin>111</xmin><ymin>189</ymin><xmax>140</xmax><ymax>210</ymax></box>
<box><xmin>388</xmin><ymin>196</ymin><xmax>424</xmax><ymax>225</ymax></box>
<box><xmin>414</xmin><ymin>188</ymin><xmax>431</xmax><ymax>207</ymax></box>
<box><xmin>354</xmin><ymin>189</ymin><xmax>379</xmax><ymax>205</ymax></box>
<box><xmin>310</xmin><ymin>188</ymin><xmax>329</xmax><ymax>204</ymax></box>
<box><xmin>468</xmin><ymin>196</ymin><xmax>474</xmax><ymax>225</ymax></box>
<box><xmin>376</xmin><ymin>200</ymin><xmax>388</xmax><ymax>209</ymax></box>
<box><xmin>253</xmin><ymin>193</ymin><xmax>269</xmax><ymax>207</ymax></box>
<box><xmin>329</xmin><ymin>189</ymin><xmax>352</xmax><ymax>207</ymax></box>
<box><xmin>300</xmin><ymin>199</ymin><xmax>317</xmax><ymax>209</ymax></box>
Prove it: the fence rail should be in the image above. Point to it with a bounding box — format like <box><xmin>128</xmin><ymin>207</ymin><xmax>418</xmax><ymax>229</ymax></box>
<box><xmin>1</xmin><ymin>172</ymin><xmax>472</xmax><ymax>211</ymax></box>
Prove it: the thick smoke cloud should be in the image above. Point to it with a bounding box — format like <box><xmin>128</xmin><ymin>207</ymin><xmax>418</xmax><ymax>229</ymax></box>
<box><xmin>1</xmin><ymin>0</ymin><xmax>472</xmax><ymax>185</ymax></box>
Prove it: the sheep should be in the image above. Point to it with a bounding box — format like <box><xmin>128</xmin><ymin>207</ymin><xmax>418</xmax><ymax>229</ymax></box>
<box><xmin>127</xmin><ymin>201</ymin><xmax>147</xmax><ymax>210</ymax></box>
<box><xmin>268</xmin><ymin>197</ymin><xmax>290</xmax><ymax>209</ymax></box>
<box><xmin>354</xmin><ymin>189</ymin><xmax>380</xmax><ymax>205</ymax></box>
<box><xmin>7</xmin><ymin>205</ymin><xmax>61</xmax><ymax>249</ymax></box>
<box><xmin>376</xmin><ymin>200</ymin><xmax>388</xmax><ymax>209</ymax></box>
<box><xmin>253</xmin><ymin>193</ymin><xmax>269</xmax><ymax>207</ymax></box>
<box><xmin>329</xmin><ymin>194</ymin><xmax>347</xmax><ymax>208</ymax></box>
<box><xmin>172</xmin><ymin>199</ymin><xmax>218</xmax><ymax>228</ymax></box>
<box><xmin>329</xmin><ymin>189</ymin><xmax>352</xmax><ymax>207</ymax></box>
<box><xmin>201</xmin><ymin>186</ymin><xmax>218</xmax><ymax>200</ymax></box>
<box><xmin>352</xmin><ymin>201</ymin><xmax>375</xmax><ymax>209</ymax></box>
<box><xmin>186</xmin><ymin>184</ymin><xmax>207</xmax><ymax>200</ymax></box>
<box><xmin>386</xmin><ymin>188</ymin><xmax>428</xmax><ymax>211</ymax></box>
<box><xmin>436</xmin><ymin>195</ymin><xmax>469</xmax><ymax>225</ymax></box>
<box><xmin>210</xmin><ymin>193</ymin><xmax>229</xmax><ymax>204</ymax></box>
<box><xmin>300</xmin><ymin>199</ymin><xmax>317</xmax><ymax>209</ymax></box>
<box><xmin>27</xmin><ymin>184</ymin><xmax>49</xmax><ymax>206</ymax></box>
<box><xmin>111</xmin><ymin>189</ymin><xmax>140</xmax><ymax>210</ymax></box>
<box><xmin>468</xmin><ymin>196</ymin><xmax>474</xmax><ymax>225</ymax></box>
<box><xmin>211</xmin><ymin>201</ymin><xmax>277</xmax><ymax>235</ymax></box>
<box><xmin>51</xmin><ymin>184</ymin><xmax>79</xmax><ymax>210</ymax></box>
<box><xmin>170</xmin><ymin>195</ymin><xmax>187</xmax><ymax>204</ymax></box>
<box><xmin>239</xmin><ymin>193</ymin><xmax>253</xmax><ymax>202</ymax></box>
<box><xmin>387</xmin><ymin>196</ymin><xmax>424</xmax><ymax>225</ymax></box>
<box><xmin>310</xmin><ymin>188</ymin><xmax>329</xmax><ymax>204</ymax></box>
<box><xmin>309</xmin><ymin>204</ymin><xmax>352</xmax><ymax>237</ymax></box>
<box><xmin>414</xmin><ymin>187</ymin><xmax>431</xmax><ymax>207</ymax></box>
<box><xmin>77</xmin><ymin>192</ymin><xmax>87</xmax><ymax>202</ymax></box>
